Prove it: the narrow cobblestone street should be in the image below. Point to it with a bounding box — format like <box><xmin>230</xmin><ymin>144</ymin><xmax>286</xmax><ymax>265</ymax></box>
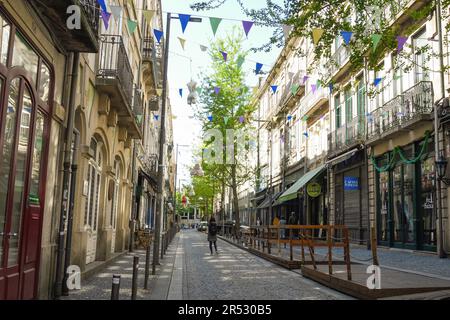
<box><xmin>63</xmin><ymin>229</ymin><xmax>351</xmax><ymax>300</ymax></box>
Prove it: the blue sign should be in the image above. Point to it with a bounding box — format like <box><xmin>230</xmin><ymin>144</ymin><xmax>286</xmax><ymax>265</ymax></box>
<box><xmin>344</xmin><ymin>176</ymin><xmax>359</xmax><ymax>190</ymax></box>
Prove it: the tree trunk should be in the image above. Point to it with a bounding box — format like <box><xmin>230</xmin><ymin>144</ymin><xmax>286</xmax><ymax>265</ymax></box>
<box><xmin>231</xmin><ymin>164</ymin><xmax>240</xmax><ymax>237</ymax></box>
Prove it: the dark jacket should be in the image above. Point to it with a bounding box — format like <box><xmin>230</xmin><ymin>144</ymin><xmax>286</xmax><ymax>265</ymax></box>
<box><xmin>208</xmin><ymin>222</ymin><xmax>218</xmax><ymax>242</ymax></box>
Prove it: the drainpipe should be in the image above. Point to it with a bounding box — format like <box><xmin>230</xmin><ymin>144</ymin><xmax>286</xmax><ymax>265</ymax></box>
<box><xmin>62</xmin><ymin>129</ymin><xmax>80</xmax><ymax>296</ymax></box>
<box><xmin>364</xmin><ymin>57</ymin><xmax>371</xmax><ymax>250</ymax></box>
<box><xmin>54</xmin><ymin>52</ymin><xmax>80</xmax><ymax>299</ymax></box>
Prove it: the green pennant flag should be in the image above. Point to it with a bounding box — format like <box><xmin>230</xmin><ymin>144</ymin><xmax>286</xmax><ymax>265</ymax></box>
<box><xmin>237</xmin><ymin>55</ymin><xmax>245</xmax><ymax>68</ymax></box>
<box><xmin>291</xmin><ymin>84</ymin><xmax>299</xmax><ymax>95</ymax></box>
<box><xmin>210</xmin><ymin>17</ymin><xmax>222</xmax><ymax>36</ymax></box>
<box><xmin>372</xmin><ymin>34</ymin><xmax>382</xmax><ymax>52</ymax></box>
<box><xmin>224</xmin><ymin>117</ymin><xmax>230</xmax><ymax>124</ymax></box>
<box><xmin>196</xmin><ymin>87</ymin><xmax>202</xmax><ymax>94</ymax></box>
<box><xmin>127</xmin><ymin>19</ymin><xmax>138</xmax><ymax>34</ymax></box>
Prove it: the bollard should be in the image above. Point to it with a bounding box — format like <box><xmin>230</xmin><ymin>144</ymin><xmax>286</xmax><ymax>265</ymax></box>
<box><xmin>144</xmin><ymin>243</ymin><xmax>151</xmax><ymax>290</ymax></box>
<box><xmin>111</xmin><ymin>274</ymin><xmax>121</xmax><ymax>300</ymax></box>
<box><xmin>131</xmin><ymin>256</ymin><xmax>139</xmax><ymax>300</ymax></box>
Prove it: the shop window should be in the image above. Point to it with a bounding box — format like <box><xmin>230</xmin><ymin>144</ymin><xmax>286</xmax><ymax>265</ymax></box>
<box><xmin>12</xmin><ymin>31</ymin><xmax>39</xmax><ymax>83</ymax></box>
<box><xmin>377</xmin><ymin>156</ymin><xmax>389</xmax><ymax>242</ymax></box>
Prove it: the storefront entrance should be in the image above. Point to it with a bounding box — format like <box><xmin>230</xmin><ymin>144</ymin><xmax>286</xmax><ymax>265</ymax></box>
<box><xmin>0</xmin><ymin>11</ymin><xmax>52</xmax><ymax>299</ymax></box>
<box><xmin>375</xmin><ymin>134</ymin><xmax>437</xmax><ymax>252</ymax></box>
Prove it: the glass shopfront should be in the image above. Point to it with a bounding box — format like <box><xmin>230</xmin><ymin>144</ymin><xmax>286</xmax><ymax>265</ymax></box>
<box><xmin>375</xmin><ymin>136</ymin><xmax>436</xmax><ymax>251</ymax></box>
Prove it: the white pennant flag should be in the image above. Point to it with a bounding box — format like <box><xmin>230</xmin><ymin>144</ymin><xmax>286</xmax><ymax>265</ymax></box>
<box><xmin>282</xmin><ymin>24</ymin><xmax>293</xmax><ymax>42</ymax></box>
<box><xmin>178</xmin><ymin>37</ymin><xmax>186</xmax><ymax>50</ymax></box>
<box><xmin>200</xmin><ymin>45</ymin><xmax>208</xmax><ymax>52</ymax></box>
<box><xmin>110</xmin><ymin>6</ymin><xmax>123</xmax><ymax>22</ymax></box>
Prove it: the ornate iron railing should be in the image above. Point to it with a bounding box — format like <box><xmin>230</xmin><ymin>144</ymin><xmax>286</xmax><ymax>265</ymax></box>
<box><xmin>300</xmin><ymin>85</ymin><xmax>329</xmax><ymax>117</ymax></box>
<box><xmin>327</xmin><ymin>44</ymin><xmax>351</xmax><ymax>77</ymax></box>
<box><xmin>97</xmin><ymin>34</ymin><xmax>134</xmax><ymax>107</ymax></box>
<box><xmin>142</xmin><ymin>37</ymin><xmax>154</xmax><ymax>61</ymax></box>
<box><xmin>79</xmin><ymin>0</ymin><xmax>100</xmax><ymax>36</ymax></box>
<box><xmin>329</xmin><ymin>115</ymin><xmax>365</xmax><ymax>154</ymax></box>
<box><xmin>367</xmin><ymin>81</ymin><xmax>433</xmax><ymax>139</ymax></box>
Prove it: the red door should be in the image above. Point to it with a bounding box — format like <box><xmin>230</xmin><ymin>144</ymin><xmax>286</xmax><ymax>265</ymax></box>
<box><xmin>0</xmin><ymin>73</ymin><xmax>45</xmax><ymax>300</ymax></box>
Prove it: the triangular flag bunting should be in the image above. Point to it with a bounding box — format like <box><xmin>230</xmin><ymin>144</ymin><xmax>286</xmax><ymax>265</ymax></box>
<box><xmin>312</xmin><ymin>28</ymin><xmax>324</xmax><ymax>45</ymax></box>
<box><xmin>287</xmin><ymin>115</ymin><xmax>293</xmax><ymax>121</ymax></box>
<box><xmin>154</xmin><ymin>115</ymin><xmax>160</xmax><ymax>121</ymax></box>
<box><xmin>303</xmin><ymin>132</ymin><xmax>309</xmax><ymax>138</ymax></box>
<box><xmin>200</xmin><ymin>45</ymin><xmax>208</xmax><ymax>52</ymax></box>
<box><xmin>142</xmin><ymin>10</ymin><xmax>155</xmax><ymax>23</ymax></box>
<box><xmin>340</xmin><ymin>31</ymin><xmax>353</xmax><ymax>45</ymax></box>
<box><xmin>101</xmin><ymin>11</ymin><xmax>111</xmax><ymax>30</ymax></box>
<box><xmin>397</xmin><ymin>36</ymin><xmax>407</xmax><ymax>52</ymax></box>
<box><xmin>329</xmin><ymin>83</ymin><xmax>333</xmax><ymax>93</ymax></box>
<box><xmin>372</xmin><ymin>34</ymin><xmax>382</xmax><ymax>52</ymax></box>
<box><xmin>242</xmin><ymin>20</ymin><xmax>254</xmax><ymax>37</ymax></box>
<box><xmin>224</xmin><ymin>117</ymin><xmax>230</xmax><ymax>124</ymax></box>
<box><xmin>209</xmin><ymin>17</ymin><xmax>222</xmax><ymax>36</ymax></box>
<box><xmin>179</xmin><ymin>89</ymin><xmax>183</xmax><ymax>97</ymax></box>
<box><xmin>239</xmin><ymin>116</ymin><xmax>245</xmax><ymax>123</ymax></box>
<box><xmin>311</xmin><ymin>84</ymin><xmax>317</xmax><ymax>93</ymax></box>
<box><xmin>156</xmin><ymin>89</ymin><xmax>163</xmax><ymax>96</ymax></box>
<box><xmin>220</xmin><ymin>51</ymin><xmax>228</xmax><ymax>62</ymax></box>
<box><xmin>154</xmin><ymin>29</ymin><xmax>163</xmax><ymax>43</ymax></box>
<box><xmin>303</xmin><ymin>75</ymin><xmax>309</xmax><ymax>84</ymax></box>
<box><xmin>291</xmin><ymin>84</ymin><xmax>299</xmax><ymax>95</ymax></box>
<box><xmin>178</xmin><ymin>37</ymin><xmax>186</xmax><ymax>50</ymax></box>
<box><xmin>127</xmin><ymin>19</ymin><xmax>138</xmax><ymax>34</ymax></box>
<box><xmin>214</xmin><ymin>87</ymin><xmax>220</xmax><ymax>95</ymax></box>
<box><xmin>196</xmin><ymin>87</ymin><xmax>202</xmax><ymax>94</ymax></box>
<box><xmin>97</xmin><ymin>0</ymin><xmax>107</xmax><ymax>13</ymax></box>
<box><xmin>208</xmin><ymin>115</ymin><xmax>213</xmax><ymax>122</ymax></box>
<box><xmin>110</xmin><ymin>6</ymin><xmax>123</xmax><ymax>21</ymax></box>
<box><xmin>282</xmin><ymin>24</ymin><xmax>293</xmax><ymax>42</ymax></box>
<box><xmin>178</xmin><ymin>14</ymin><xmax>191</xmax><ymax>33</ymax></box>
<box><xmin>237</xmin><ymin>56</ymin><xmax>245</xmax><ymax>68</ymax></box>
<box><xmin>374</xmin><ymin>78</ymin><xmax>382</xmax><ymax>86</ymax></box>
<box><xmin>271</xmin><ymin>85</ymin><xmax>278</xmax><ymax>94</ymax></box>
<box><xmin>255</xmin><ymin>63</ymin><xmax>263</xmax><ymax>74</ymax></box>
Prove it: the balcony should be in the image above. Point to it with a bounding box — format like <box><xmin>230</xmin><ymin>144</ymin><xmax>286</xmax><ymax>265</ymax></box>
<box><xmin>300</xmin><ymin>85</ymin><xmax>329</xmax><ymax>118</ymax></box>
<box><xmin>96</xmin><ymin>35</ymin><xmax>141</xmax><ymax>138</ymax></box>
<box><xmin>140</xmin><ymin>153</ymin><xmax>159</xmax><ymax>186</ymax></box>
<box><xmin>367</xmin><ymin>81</ymin><xmax>433</xmax><ymax>144</ymax></box>
<box><xmin>326</xmin><ymin>44</ymin><xmax>351</xmax><ymax>82</ymax></box>
<box><xmin>329</xmin><ymin>116</ymin><xmax>365</xmax><ymax>158</ymax></box>
<box><xmin>279</xmin><ymin>71</ymin><xmax>306</xmax><ymax>112</ymax></box>
<box><xmin>142</xmin><ymin>37</ymin><xmax>164</xmax><ymax>91</ymax></box>
<box><xmin>29</xmin><ymin>0</ymin><xmax>99</xmax><ymax>52</ymax></box>
<box><xmin>132</xmin><ymin>86</ymin><xmax>144</xmax><ymax>133</ymax></box>
<box><xmin>387</xmin><ymin>0</ymin><xmax>431</xmax><ymax>30</ymax></box>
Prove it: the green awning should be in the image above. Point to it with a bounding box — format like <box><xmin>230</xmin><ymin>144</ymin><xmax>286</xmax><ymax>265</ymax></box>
<box><xmin>278</xmin><ymin>164</ymin><xmax>326</xmax><ymax>203</ymax></box>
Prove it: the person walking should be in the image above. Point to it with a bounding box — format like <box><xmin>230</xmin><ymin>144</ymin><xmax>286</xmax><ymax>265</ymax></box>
<box><xmin>208</xmin><ymin>217</ymin><xmax>219</xmax><ymax>255</ymax></box>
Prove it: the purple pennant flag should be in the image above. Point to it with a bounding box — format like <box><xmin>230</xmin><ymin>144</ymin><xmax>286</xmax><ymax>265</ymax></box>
<box><xmin>242</xmin><ymin>20</ymin><xmax>254</xmax><ymax>37</ymax></box>
<box><xmin>101</xmin><ymin>11</ymin><xmax>111</xmax><ymax>30</ymax></box>
<box><xmin>303</xmin><ymin>75</ymin><xmax>309</xmax><ymax>84</ymax></box>
<box><xmin>397</xmin><ymin>36</ymin><xmax>407</xmax><ymax>52</ymax></box>
<box><xmin>179</xmin><ymin>14</ymin><xmax>191</xmax><ymax>33</ymax></box>
<box><xmin>239</xmin><ymin>116</ymin><xmax>245</xmax><ymax>123</ymax></box>
<box><xmin>214</xmin><ymin>87</ymin><xmax>220</xmax><ymax>95</ymax></box>
<box><xmin>255</xmin><ymin>63</ymin><xmax>263</xmax><ymax>74</ymax></box>
<box><xmin>220</xmin><ymin>51</ymin><xmax>228</xmax><ymax>62</ymax></box>
<box><xmin>311</xmin><ymin>84</ymin><xmax>317</xmax><ymax>93</ymax></box>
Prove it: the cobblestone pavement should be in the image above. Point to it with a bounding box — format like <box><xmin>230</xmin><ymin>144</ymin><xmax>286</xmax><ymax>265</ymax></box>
<box><xmin>180</xmin><ymin>230</ymin><xmax>351</xmax><ymax>300</ymax></box>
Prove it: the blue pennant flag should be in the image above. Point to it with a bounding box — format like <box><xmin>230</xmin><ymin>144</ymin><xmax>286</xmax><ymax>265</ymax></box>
<box><xmin>271</xmin><ymin>85</ymin><xmax>278</xmax><ymax>94</ymax></box>
<box><xmin>154</xmin><ymin>29</ymin><xmax>163</xmax><ymax>43</ymax></box>
<box><xmin>255</xmin><ymin>63</ymin><xmax>263</xmax><ymax>74</ymax></box>
<box><xmin>179</xmin><ymin>89</ymin><xmax>183</xmax><ymax>97</ymax></box>
<box><xmin>287</xmin><ymin>115</ymin><xmax>293</xmax><ymax>121</ymax></box>
<box><xmin>97</xmin><ymin>0</ymin><xmax>107</xmax><ymax>13</ymax></box>
<box><xmin>208</xmin><ymin>115</ymin><xmax>213</xmax><ymax>122</ymax></box>
<box><xmin>154</xmin><ymin>115</ymin><xmax>160</xmax><ymax>121</ymax></box>
<box><xmin>340</xmin><ymin>31</ymin><xmax>353</xmax><ymax>45</ymax></box>
<box><xmin>329</xmin><ymin>83</ymin><xmax>333</xmax><ymax>93</ymax></box>
<box><xmin>178</xmin><ymin>14</ymin><xmax>191</xmax><ymax>33</ymax></box>
<box><xmin>374</xmin><ymin>78</ymin><xmax>382</xmax><ymax>87</ymax></box>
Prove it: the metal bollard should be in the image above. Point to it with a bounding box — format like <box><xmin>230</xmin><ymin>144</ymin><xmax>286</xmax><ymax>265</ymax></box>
<box><xmin>144</xmin><ymin>244</ymin><xmax>151</xmax><ymax>290</ymax></box>
<box><xmin>111</xmin><ymin>274</ymin><xmax>121</xmax><ymax>300</ymax></box>
<box><xmin>131</xmin><ymin>256</ymin><xmax>139</xmax><ymax>300</ymax></box>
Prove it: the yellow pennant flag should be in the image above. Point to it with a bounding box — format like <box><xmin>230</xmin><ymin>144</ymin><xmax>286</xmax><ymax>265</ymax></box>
<box><xmin>178</xmin><ymin>37</ymin><xmax>186</xmax><ymax>50</ymax></box>
<box><xmin>143</xmin><ymin>10</ymin><xmax>155</xmax><ymax>24</ymax></box>
<box><xmin>156</xmin><ymin>89</ymin><xmax>163</xmax><ymax>96</ymax></box>
<box><xmin>312</xmin><ymin>28</ymin><xmax>324</xmax><ymax>45</ymax></box>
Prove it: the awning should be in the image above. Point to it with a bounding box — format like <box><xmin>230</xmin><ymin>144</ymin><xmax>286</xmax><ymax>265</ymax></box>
<box><xmin>326</xmin><ymin>148</ymin><xmax>359</xmax><ymax>167</ymax></box>
<box><xmin>278</xmin><ymin>164</ymin><xmax>326</xmax><ymax>203</ymax></box>
<box><xmin>256</xmin><ymin>191</ymin><xmax>283</xmax><ymax>209</ymax></box>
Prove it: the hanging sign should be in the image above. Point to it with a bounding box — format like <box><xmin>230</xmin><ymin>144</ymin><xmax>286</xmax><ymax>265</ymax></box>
<box><xmin>344</xmin><ymin>176</ymin><xmax>359</xmax><ymax>190</ymax></box>
<box><xmin>307</xmin><ymin>182</ymin><xmax>321</xmax><ymax>198</ymax></box>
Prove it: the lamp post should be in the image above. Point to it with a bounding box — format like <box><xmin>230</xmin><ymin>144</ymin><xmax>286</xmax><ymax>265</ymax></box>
<box><xmin>153</xmin><ymin>13</ymin><xmax>202</xmax><ymax>274</ymax></box>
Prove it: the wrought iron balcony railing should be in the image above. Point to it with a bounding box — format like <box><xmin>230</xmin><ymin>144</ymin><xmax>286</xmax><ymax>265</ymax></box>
<box><xmin>367</xmin><ymin>81</ymin><xmax>433</xmax><ymax>140</ymax></box>
<box><xmin>327</xmin><ymin>45</ymin><xmax>351</xmax><ymax>78</ymax></box>
<box><xmin>97</xmin><ymin>34</ymin><xmax>134</xmax><ymax>108</ymax></box>
<box><xmin>29</xmin><ymin>0</ymin><xmax>100</xmax><ymax>52</ymax></box>
<box><xmin>329</xmin><ymin>115</ymin><xmax>365</xmax><ymax>155</ymax></box>
<box><xmin>142</xmin><ymin>37</ymin><xmax>154</xmax><ymax>61</ymax></box>
<box><xmin>300</xmin><ymin>85</ymin><xmax>329</xmax><ymax>118</ymax></box>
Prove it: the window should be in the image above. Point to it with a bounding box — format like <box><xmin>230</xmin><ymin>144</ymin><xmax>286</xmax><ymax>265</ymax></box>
<box><xmin>85</xmin><ymin>138</ymin><xmax>102</xmax><ymax>231</ymax></box>
<box><xmin>345</xmin><ymin>88</ymin><xmax>353</xmax><ymax>123</ymax></box>
<box><xmin>12</xmin><ymin>32</ymin><xmax>39</xmax><ymax>83</ymax></box>
<box><xmin>413</xmin><ymin>29</ymin><xmax>430</xmax><ymax>83</ymax></box>
<box><xmin>335</xmin><ymin>94</ymin><xmax>342</xmax><ymax>129</ymax></box>
<box><xmin>0</xmin><ymin>14</ymin><xmax>11</xmax><ymax>65</ymax></box>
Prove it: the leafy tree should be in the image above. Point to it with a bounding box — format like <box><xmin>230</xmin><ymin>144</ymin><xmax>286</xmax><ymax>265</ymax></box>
<box><xmin>195</xmin><ymin>28</ymin><xmax>257</xmax><ymax>234</ymax></box>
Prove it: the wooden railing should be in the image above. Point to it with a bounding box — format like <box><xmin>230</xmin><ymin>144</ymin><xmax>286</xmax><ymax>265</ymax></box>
<box><xmin>242</xmin><ymin>225</ymin><xmax>352</xmax><ymax>280</ymax></box>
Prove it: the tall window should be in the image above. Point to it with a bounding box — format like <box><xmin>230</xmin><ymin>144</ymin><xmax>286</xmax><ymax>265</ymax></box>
<box><xmin>335</xmin><ymin>94</ymin><xmax>342</xmax><ymax>129</ymax></box>
<box><xmin>413</xmin><ymin>29</ymin><xmax>430</xmax><ymax>83</ymax></box>
<box><xmin>85</xmin><ymin>138</ymin><xmax>102</xmax><ymax>231</ymax></box>
<box><xmin>345</xmin><ymin>88</ymin><xmax>353</xmax><ymax>123</ymax></box>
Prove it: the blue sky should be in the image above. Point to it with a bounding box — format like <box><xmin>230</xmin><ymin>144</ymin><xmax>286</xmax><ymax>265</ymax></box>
<box><xmin>162</xmin><ymin>0</ymin><xmax>283</xmax><ymax>189</ymax></box>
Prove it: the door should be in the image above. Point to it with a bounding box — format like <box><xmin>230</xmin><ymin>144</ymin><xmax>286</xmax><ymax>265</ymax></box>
<box><xmin>0</xmin><ymin>77</ymin><xmax>44</xmax><ymax>300</ymax></box>
<box><xmin>85</xmin><ymin>139</ymin><xmax>102</xmax><ymax>264</ymax></box>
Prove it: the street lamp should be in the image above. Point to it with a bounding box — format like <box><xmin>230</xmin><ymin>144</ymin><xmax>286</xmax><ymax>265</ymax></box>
<box><xmin>153</xmin><ymin>13</ymin><xmax>203</xmax><ymax>274</ymax></box>
<box><xmin>436</xmin><ymin>153</ymin><xmax>449</xmax><ymax>184</ymax></box>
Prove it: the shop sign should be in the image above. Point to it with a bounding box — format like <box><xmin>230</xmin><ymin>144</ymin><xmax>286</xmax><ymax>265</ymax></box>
<box><xmin>344</xmin><ymin>176</ymin><xmax>359</xmax><ymax>190</ymax></box>
<box><xmin>307</xmin><ymin>182</ymin><xmax>321</xmax><ymax>198</ymax></box>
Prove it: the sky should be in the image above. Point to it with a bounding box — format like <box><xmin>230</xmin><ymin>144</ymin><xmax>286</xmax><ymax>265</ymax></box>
<box><xmin>161</xmin><ymin>0</ymin><xmax>283</xmax><ymax>191</ymax></box>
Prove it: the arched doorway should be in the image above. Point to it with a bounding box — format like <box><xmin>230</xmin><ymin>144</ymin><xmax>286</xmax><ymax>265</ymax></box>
<box><xmin>110</xmin><ymin>159</ymin><xmax>122</xmax><ymax>253</ymax></box>
<box><xmin>0</xmin><ymin>11</ymin><xmax>52</xmax><ymax>300</ymax></box>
